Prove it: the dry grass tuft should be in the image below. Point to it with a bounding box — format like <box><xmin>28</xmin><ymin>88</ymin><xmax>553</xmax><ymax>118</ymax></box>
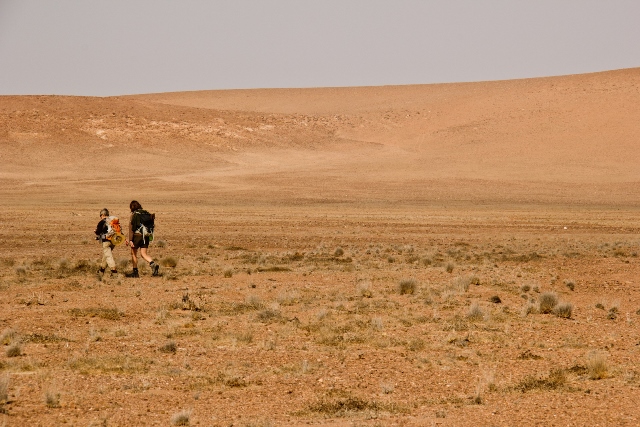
<box><xmin>466</xmin><ymin>302</ymin><xmax>485</xmax><ymax>321</ymax></box>
<box><xmin>522</xmin><ymin>302</ymin><xmax>538</xmax><ymax>316</ymax></box>
<box><xmin>0</xmin><ymin>328</ymin><xmax>17</xmax><ymax>345</ymax></box>
<box><xmin>445</xmin><ymin>263</ymin><xmax>455</xmax><ymax>273</ymax></box>
<box><xmin>257</xmin><ymin>307</ymin><xmax>282</xmax><ymax>323</ymax></box>
<box><xmin>6</xmin><ymin>342</ymin><xmax>22</xmax><ymax>357</ymax></box>
<box><xmin>171</xmin><ymin>409</ymin><xmax>192</xmax><ymax>426</ymax></box>
<box><xmin>515</xmin><ymin>368</ymin><xmax>566</xmax><ymax>392</ymax></box>
<box><xmin>333</xmin><ymin>247</ymin><xmax>344</xmax><ymax>257</ymax></box>
<box><xmin>538</xmin><ymin>292</ymin><xmax>559</xmax><ymax>314</ymax></box>
<box><xmin>454</xmin><ymin>276</ymin><xmax>472</xmax><ymax>293</ymax></box>
<box><xmin>223</xmin><ymin>268</ymin><xmax>233</xmax><ymax>278</ymax></box>
<box><xmin>160</xmin><ymin>256</ymin><xmax>178</xmax><ymax>268</ymax></box>
<box><xmin>69</xmin><ymin>307</ymin><xmax>123</xmax><ymax>320</ymax></box>
<box><xmin>160</xmin><ymin>341</ymin><xmax>177</xmax><ymax>354</ymax></box>
<box><xmin>398</xmin><ymin>279</ymin><xmax>417</xmax><ymax>295</ymax></box>
<box><xmin>357</xmin><ymin>282</ymin><xmax>373</xmax><ymax>298</ymax></box>
<box><xmin>0</xmin><ymin>374</ymin><xmax>8</xmax><ymax>406</ymax></box>
<box><xmin>553</xmin><ymin>302</ymin><xmax>573</xmax><ymax>319</ymax></box>
<box><xmin>45</xmin><ymin>389</ymin><xmax>61</xmax><ymax>408</ymax></box>
<box><xmin>307</xmin><ymin>391</ymin><xmax>400</xmax><ymax>417</ymax></box>
<box><xmin>587</xmin><ymin>352</ymin><xmax>609</xmax><ymax>380</ymax></box>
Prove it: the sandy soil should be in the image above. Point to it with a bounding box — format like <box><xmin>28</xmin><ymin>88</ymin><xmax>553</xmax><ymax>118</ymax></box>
<box><xmin>1</xmin><ymin>68</ymin><xmax>640</xmax><ymax>426</ymax></box>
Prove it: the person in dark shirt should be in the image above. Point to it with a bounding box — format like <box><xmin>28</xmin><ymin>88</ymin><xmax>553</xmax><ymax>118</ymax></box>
<box><xmin>126</xmin><ymin>200</ymin><xmax>159</xmax><ymax>278</ymax></box>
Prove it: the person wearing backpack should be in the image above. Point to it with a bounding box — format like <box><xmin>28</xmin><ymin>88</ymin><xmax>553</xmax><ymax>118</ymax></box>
<box><xmin>126</xmin><ymin>200</ymin><xmax>159</xmax><ymax>277</ymax></box>
<box><xmin>94</xmin><ymin>208</ymin><xmax>122</xmax><ymax>277</ymax></box>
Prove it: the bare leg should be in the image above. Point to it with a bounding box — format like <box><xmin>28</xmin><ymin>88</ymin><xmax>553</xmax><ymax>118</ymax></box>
<box><xmin>140</xmin><ymin>248</ymin><xmax>154</xmax><ymax>264</ymax></box>
<box><xmin>130</xmin><ymin>247</ymin><xmax>139</xmax><ymax>269</ymax></box>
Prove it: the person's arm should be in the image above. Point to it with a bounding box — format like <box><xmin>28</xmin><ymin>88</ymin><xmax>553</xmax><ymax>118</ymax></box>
<box><xmin>128</xmin><ymin>213</ymin><xmax>134</xmax><ymax>241</ymax></box>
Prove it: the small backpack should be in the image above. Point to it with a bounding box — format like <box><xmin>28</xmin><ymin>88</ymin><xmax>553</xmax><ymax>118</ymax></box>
<box><xmin>134</xmin><ymin>209</ymin><xmax>155</xmax><ymax>242</ymax></box>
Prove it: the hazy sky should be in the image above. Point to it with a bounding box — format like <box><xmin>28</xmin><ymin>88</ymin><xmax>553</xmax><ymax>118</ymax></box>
<box><xmin>1</xmin><ymin>1</ymin><xmax>639</xmax><ymax>96</ymax></box>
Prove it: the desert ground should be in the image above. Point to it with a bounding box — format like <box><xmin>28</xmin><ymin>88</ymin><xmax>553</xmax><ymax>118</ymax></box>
<box><xmin>1</xmin><ymin>68</ymin><xmax>640</xmax><ymax>426</ymax></box>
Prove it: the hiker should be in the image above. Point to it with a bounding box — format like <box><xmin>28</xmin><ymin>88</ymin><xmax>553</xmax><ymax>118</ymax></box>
<box><xmin>126</xmin><ymin>200</ymin><xmax>159</xmax><ymax>277</ymax></box>
<box><xmin>94</xmin><ymin>208</ymin><xmax>123</xmax><ymax>277</ymax></box>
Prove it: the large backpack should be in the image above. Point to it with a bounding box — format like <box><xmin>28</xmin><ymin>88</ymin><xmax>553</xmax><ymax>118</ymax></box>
<box><xmin>133</xmin><ymin>209</ymin><xmax>155</xmax><ymax>242</ymax></box>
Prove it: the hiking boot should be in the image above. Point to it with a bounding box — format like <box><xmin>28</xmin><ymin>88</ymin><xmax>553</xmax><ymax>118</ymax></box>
<box><xmin>126</xmin><ymin>269</ymin><xmax>139</xmax><ymax>278</ymax></box>
<box><xmin>151</xmin><ymin>263</ymin><xmax>159</xmax><ymax>277</ymax></box>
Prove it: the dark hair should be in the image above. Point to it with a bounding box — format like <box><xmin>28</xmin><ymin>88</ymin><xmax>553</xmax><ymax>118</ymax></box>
<box><xmin>129</xmin><ymin>200</ymin><xmax>142</xmax><ymax>212</ymax></box>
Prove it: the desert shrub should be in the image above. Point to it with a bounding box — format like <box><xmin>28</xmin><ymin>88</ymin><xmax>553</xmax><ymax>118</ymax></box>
<box><xmin>235</xmin><ymin>331</ymin><xmax>254</xmax><ymax>344</ymax></box>
<box><xmin>245</xmin><ymin>294</ymin><xmax>264</xmax><ymax>310</ymax></box>
<box><xmin>69</xmin><ymin>307</ymin><xmax>123</xmax><ymax>320</ymax></box>
<box><xmin>565</xmin><ymin>280</ymin><xmax>575</xmax><ymax>291</ymax></box>
<box><xmin>522</xmin><ymin>302</ymin><xmax>538</xmax><ymax>316</ymax></box>
<box><xmin>309</xmin><ymin>393</ymin><xmax>383</xmax><ymax>416</ymax></box>
<box><xmin>466</xmin><ymin>302</ymin><xmax>484</xmax><ymax>321</ymax></box>
<box><xmin>72</xmin><ymin>259</ymin><xmax>95</xmax><ymax>273</ymax></box>
<box><xmin>0</xmin><ymin>374</ymin><xmax>8</xmax><ymax>403</ymax></box>
<box><xmin>181</xmin><ymin>293</ymin><xmax>206</xmax><ymax>311</ymax></box>
<box><xmin>156</xmin><ymin>240</ymin><xmax>167</xmax><ymax>248</ymax></box>
<box><xmin>515</xmin><ymin>369</ymin><xmax>566</xmax><ymax>392</ymax></box>
<box><xmin>587</xmin><ymin>352</ymin><xmax>608</xmax><ymax>379</ymax></box>
<box><xmin>407</xmin><ymin>338</ymin><xmax>425</xmax><ymax>351</ymax></box>
<box><xmin>160</xmin><ymin>257</ymin><xmax>178</xmax><ymax>268</ymax></box>
<box><xmin>257</xmin><ymin>307</ymin><xmax>282</xmax><ymax>323</ymax></box>
<box><xmin>45</xmin><ymin>389</ymin><xmax>60</xmax><ymax>408</ymax></box>
<box><xmin>116</xmin><ymin>258</ymin><xmax>130</xmax><ymax>270</ymax></box>
<box><xmin>334</xmin><ymin>247</ymin><xmax>344</xmax><ymax>257</ymax></box>
<box><xmin>6</xmin><ymin>343</ymin><xmax>22</xmax><ymax>357</ymax></box>
<box><xmin>223</xmin><ymin>269</ymin><xmax>233</xmax><ymax>278</ymax></box>
<box><xmin>595</xmin><ymin>302</ymin><xmax>605</xmax><ymax>310</ymax></box>
<box><xmin>256</xmin><ymin>266</ymin><xmax>291</xmax><ymax>272</ymax></box>
<box><xmin>357</xmin><ymin>282</ymin><xmax>373</xmax><ymax>298</ymax></box>
<box><xmin>171</xmin><ymin>409</ymin><xmax>192</xmax><ymax>426</ymax></box>
<box><xmin>398</xmin><ymin>279</ymin><xmax>417</xmax><ymax>295</ymax></box>
<box><xmin>370</xmin><ymin>317</ymin><xmax>384</xmax><ymax>330</ymax></box>
<box><xmin>454</xmin><ymin>276</ymin><xmax>471</xmax><ymax>292</ymax></box>
<box><xmin>553</xmin><ymin>302</ymin><xmax>573</xmax><ymax>319</ymax></box>
<box><xmin>489</xmin><ymin>295</ymin><xmax>501</xmax><ymax>304</ymax></box>
<box><xmin>445</xmin><ymin>263</ymin><xmax>454</xmax><ymax>273</ymax></box>
<box><xmin>521</xmin><ymin>284</ymin><xmax>531</xmax><ymax>293</ymax></box>
<box><xmin>58</xmin><ymin>258</ymin><xmax>70</xmax><ymax>271</ymax></box>
<box><xmin>0</xmin><ymin>328</ymin><xmax>17</xmax><ymax>345</ymax></box>
<box><xmin>538</xmin><ymin>292</ymin><xmax>558</xmax><ymax>314</ymax></box>
<box><xmin>1</xmin><ymin>258</ymin><xmax>15</xmax><ymax>268</ymax></box>
<box><xmin>160</xmin><ymin>341</ymin><xmax>177</xmax><ymax>354</ymax></box>
<box><xmin>277</xmin><ymin>291</ymin><xmax>300</xmax><ymax>306</ymax></box>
